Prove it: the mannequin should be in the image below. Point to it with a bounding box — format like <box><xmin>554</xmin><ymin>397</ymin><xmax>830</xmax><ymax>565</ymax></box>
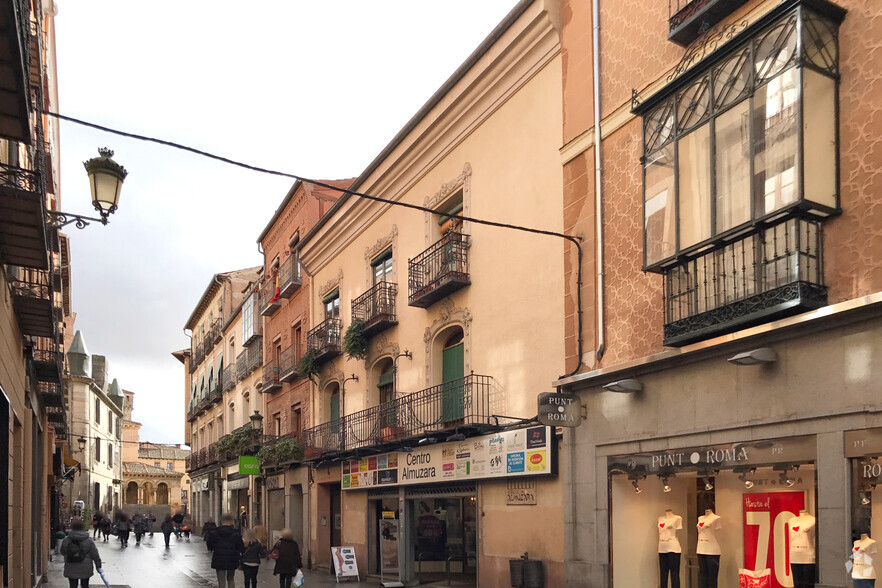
<box><xmin>697</xmin><ymin>510</ymin><xmax>722</xmax><ymax>588</ymax></box>
<box><xmin>789</xmin><ymin>510</ymin><xmax>816</xmax><ymax>588</ymax></box>
<box><xmin>658</xmin><ymin>509</ymin><xmax>683</xmax><ymax>588</ymax></box>
<box><xmin>853</xmin><ymin>533</ymin><xmax>877</xmax><ymax>588</ymax></box>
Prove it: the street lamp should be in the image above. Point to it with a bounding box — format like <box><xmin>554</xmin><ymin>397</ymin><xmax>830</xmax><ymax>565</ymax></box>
<box><xmin>47</xmin><ymin>148</ymin><xmax>128</xmax><ymax>229</ymax></box>
<box><xmin>77</xmin><ymin>437</ymin><xmax>86</xmax><ymax>452</ymax></box>
<box><xmin>249</xmin><ymin>410</ymin><xmax>264</xmax><ymax>432</ymax></box>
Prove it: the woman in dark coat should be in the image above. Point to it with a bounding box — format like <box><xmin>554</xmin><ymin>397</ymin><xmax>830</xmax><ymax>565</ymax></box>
<box><xmin>271</xmin><ymin>528</ymin><xmax>302</xmax><ymax>588</ymax></box>
<box><xmin>240</xmin><ymin>529</ymin><xmax>267</xmax><ymax>588</ymax></box>
<box><xmin>160</xmin><ymin>515</ymin><xmax>175</xmax><ymax>548</ymax></box>
<box><xmin>114</xmin><ymin>512</ymin><xmax>131</xmax><ymax>548</ymax></box>
<box><xmin>61</xmin><ymin>519</ymin><xmax>102</xmax><ymax>588</ymax></box>
<box><xmin>202</xmin><ymin>520</ymin><xmax>217</xmax><ymax>550</ymax></box>
<box><xmin>207</xmin><ymin>514</ymin><xmax>245</xmax><ymax>588</ymax></box>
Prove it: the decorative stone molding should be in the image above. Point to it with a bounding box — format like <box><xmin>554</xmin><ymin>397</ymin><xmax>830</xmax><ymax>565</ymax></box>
<box><xmin>317</xmin><ymin>367</ymin><xmax>345</xmax><ymax>424</ymax></box>
<box><xmin>364</xmin><ymin>225</ymin><xmax>399</xmax><ymax>285</ymax></box>
<box><xmin>424</xmin><ymin>163</ymin><xmax>472</xmax><ymax>246</ymax></box>
<box><xmin>319</xmin><ymin>269</ymin><xmax>344</xmax><ymax>298</ymax></box>
<box><xmin>365</xmin><ymin>333</ymin><xmax>400</xmax><ymax>371</ymax></box>
<box><xmin>423</xmin><ymin>298</ymin><xmax>473</xmax><ymax>386</ymax></box>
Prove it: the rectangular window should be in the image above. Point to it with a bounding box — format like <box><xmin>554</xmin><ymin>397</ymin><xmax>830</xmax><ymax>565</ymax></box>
<box><xmin>108</xmin><ymin>443</ymin><xmax>113</xmax><ymax>468</ymax></box>
<box><xmin>371</xmin><ymin>250</ymin><xmax>393</xmax><ymax>285</ymax></box>
<box><xmin>155</xmin><ymin>462</ymin><xmax>160</xmax><ymax>468</ymax></box>
<box><xmin>323</xmin><ymin>290</ymin><xmax>340</xmax><ymax>320</ymax></box>
<box><xmin>167</xmin><ymin>462</ymin><xmax>173</xmax><ymax>470</ymax></box>
<box><xmin>95</xmin><ymin>441</ymin><xmax>101</xmax><ymax>462</ymax></box>
<box><xmin>273</xmin><ymin>414</ymin><xmax>281</xmax><ymax>436</ymax></box>
<box><xmin>291</xmin><ymin>406</ymin><xmax>302</xmax><ymax>439</ymax></box>
<box><xmin>242</xmin><ymin>293</ymin><xmax>255</xmax><ymax>344</ymax></box>
<box><xmin>292</xmin><ymin>325</ymin><xmax>302</xmax><ymax>360</ymax></box>
<box><xmin>108</xmin><ymin>410</ymin><xmax>112</xmax><ymax>432</ymax></box>
<box><xmin>95</xmin><ymin>398</ymin><xmax>100</xmax><ymax>424</ymax></box>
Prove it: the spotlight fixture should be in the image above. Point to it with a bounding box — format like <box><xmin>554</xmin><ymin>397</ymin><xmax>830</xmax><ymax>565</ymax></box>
<box><xmin>662</xmin><ymin>476</ymin><xmax>672</xmax><ymax>493</ymax></box>
<box><xmin>862</xmin><ymin>493</ymin><xmax>871</xmax><ymax>506</ymax></box>
<box><xmin>446</xmin><ymin>432</ymin><xmax>466</xmax><ymax>443</ymax></box>
<box><xmin>728</xmin><ymin>347</ymin><xmax>777</xmax><ymax>366</ymax></box>
<box><xmin>703</xmin><ymin>477</ymin><xmax>714</xmax><ymax>491</ymax></box>
<box><xmin>602</xmin><ymin>378</ymin><xmax>643</xmax><ymax>393</ymax></box>
<box><xmin>779</xmin><ymin>472</ymin><xmax>795</xmax><ymax>487</ymax></box>
<box><xmin>418</xmin><ymin>437</ymin><xmax>438</xmax><ymax>446</ymax></box>
<box><xmin>738</xmin><ymin>473</ymin><xmax>754</xmax><ymax>489</ymax></box>
<box><xmin>632</xmin><ymin>479</ymin><xmax>642</xmax><ymax>494</ymax></box>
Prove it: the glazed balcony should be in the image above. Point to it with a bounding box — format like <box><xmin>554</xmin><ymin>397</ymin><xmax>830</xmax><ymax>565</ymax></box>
<box><xmin>351</xmin><ymin>281</ymin><xmax>398</xmax><ymax>338</ymax></box>
<box><xmin>663</xmin><ymin>217</ymin><xmax>827</xmax><ymax>347</ymax></box>
<box><xmin>262</xmin><ymin>359</ymin><xmax>281</xmax><ymax>393</ymax></box>
<box><xmin>30</xmin><ymin>335</ymin><xmax>62</xmax><ymax>383</ymax></box>
<box><xmin>307</xmin><ymin>318</ymin><xmax>342</xmax><ymax>365</ymax></box>
<box><xmin>301</xmin><ymin>374</ymin><xmax>495</xmax><ymax>461</ymax></box>
<box><xmin>278</xmin><ymin>254</ymin><xmax>302</xmax><ymax>299</ymax></box>
<box><xmin>667</xmin><ymin>0</ymin><xmax>749</xmax><ymax>46</ymax></box>
<box><xmin>279</xmin><ymin>344</ymin><xmax>299</xmax><ymax>383</ymax></box>
<box><xmin>259</xmin><ymin>277</ymin><xmax>281</xmax><ymax>317</ymax></box>
<box><xmin>408</xmin><ymin>232</ymin><xmax>470</xmax><ymax>308</ymax></box>
<box><xmin>11</xmin><ymin>267</ymin><xmax>55</xmax><ymax>337</ymax></box>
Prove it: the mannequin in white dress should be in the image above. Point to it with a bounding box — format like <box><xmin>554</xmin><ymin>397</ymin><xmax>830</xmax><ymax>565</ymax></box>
<box><xmin>789</xmin><ymin>509</ymin><xmax>816</xmax><ymax>588</ymax></box>
<box><xmin>697</xmin><ymin>510</ymin><xmax>721</xmax><ymax>588</ymax></box>
<box><xmin>853</xmin><ymin>533</ymin><xmax>877</xmax><ymax>588</ymax></box>
<box><xmin>658</xmin><ymin>509</ymin><xmax>683</xmax><ymax>588</ymax></box>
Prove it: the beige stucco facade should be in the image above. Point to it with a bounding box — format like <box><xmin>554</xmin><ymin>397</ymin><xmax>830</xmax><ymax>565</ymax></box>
<box><xmin>298</xmin><ymin>2</ymin><xmax>565</xmax><ymax>584</ymax></box>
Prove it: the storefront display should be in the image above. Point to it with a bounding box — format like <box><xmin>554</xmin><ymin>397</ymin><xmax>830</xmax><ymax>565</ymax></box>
<box><xmin>609</xmin><ymin>436</ymin><xmax>817</xmax><ymax>588</ymax></box>
<box><xmin>847</xmin><ymin>428</ymin><xmax>882</xmax><ymax>588</ymax></box>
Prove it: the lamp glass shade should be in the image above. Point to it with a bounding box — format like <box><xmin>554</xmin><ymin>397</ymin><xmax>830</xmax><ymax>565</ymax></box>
<box><xmin>250</xmin><ymin>411</ymin><xmax>263</xmax><ymax>429</ymax></box>
<box><xmin>89</xmin><ymin>170</ymin><xmax>122</xmax><ymax>213</ymax></box>
<box><xmin>77</xmin><ymin>437</ymin><xmax>86</xmax><ymax>451</ymax></box>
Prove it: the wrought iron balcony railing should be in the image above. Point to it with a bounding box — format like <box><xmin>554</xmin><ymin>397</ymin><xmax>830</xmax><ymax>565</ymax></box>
<box><xmin>301</xmin><ymin>374</ymin><xmax>495</xmax><ymax>461</ymax></box>
<box><xmin>307</xmin><ymin>318</ymin><xmax>342</xmax><ymax>365</ymax></box>
<box><xmin>206</xmin><ymin>443</ymin><xmax>218</xmax><ymax>465</ymax></box>
<box><xmin>408</xmin><ymin>232</ymin><xmax>470</xmax><ymax>308</ymax></box>
<box><xmin>208</xmin><ymin>384</ymin><xmax>222</xmax><ymax>405</ymax></box>
<box><xmin>222</xmin><ymin>365</ymin><xmax>237</xmax><ymax>393</ymax></box>
<box><xmin>237</xmin><ymin>339</ymin><xmax>263</xmax><ymax>380</ymax></box>
<box><xmin>663</xmin><ymin>216</ymin><xmax>827</xmax><ymax>347</ymax></box>
<box><xmin>11</xmin><ymin>267</ymin><xmax>55</xmax><ymax>338</ymax></box>
<box><xmin>30</xmin><ymin>335</ymin><xmax>62</xmax><ymax>384</ymax></box>
<box><xmin>278</xmin><ymin>254</ymin><xmax>302</xmax><ymax>299</ymax></box>
<box><xmin>185</xmin><ymin>455</ymin><xmax>192</xmax><ymax>471</ymax></box>
<box><xmin>352</xmin><ymin>281</ymin><xmax>398</xmax><ymax>338</ymax></box>
<box><xmin>262</xmin><ymin>359</ymin><xmax>281</xmax><ymax>392</ymax></box>
<box><xmin>279</xmin><ymin>344</ymin><xmax>299</xmax><ymax>383</ymax></box>
<box><xmin>667</xmin><ymin>0</ymin><xmax>748</xmax><ymax>46</ymax></box>
<box><xmin>209</xmin><ymin>318</ymin><xmax>223</xmax><ymax>344</ymax></box>
<box><xmin>259</xmin><ymin>277</ymin><xmax>281</xmax><ymax>317</ymax></box>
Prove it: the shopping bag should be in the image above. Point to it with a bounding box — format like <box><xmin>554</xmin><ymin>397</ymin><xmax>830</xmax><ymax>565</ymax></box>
<box><xmin>293</xmin><ymin>569</ymin><xmax>304</xmax><ymax>586</ymax></box>
<box><xmin>738</xmin><ymin>568</ymin><xmax>771</xmax><ymax>588</ymax></box>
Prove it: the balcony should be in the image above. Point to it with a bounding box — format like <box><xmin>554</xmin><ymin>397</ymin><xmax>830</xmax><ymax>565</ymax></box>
<box><xmin>278</xmin><ymin>254</ymin><xmax>302</xmax><ymax>299</ymax></box>
<box><xmin>307</xmin><ymin>318</ymin><xmax>342</xmax><ymax>365</ymax></box>
<box><xmin>301</xmin><ymin>374</ymin><xmax>495</xmax><ymax>462</ymax></box>
<box><xmin>0</xmin><ymin>161</ymin><xmax>47</xmax><ymax>270</ymax></box>
<box><xmin>0</xmin><ymin>0</ymin><xmax>31</xmax><ymax>143</ymax></box>
<box><xmin>208</xmin><ymin>384</ymin><xmax>222</xmax><ymax>406</ymax></box>
<box><xmin>38</xmin><ymin>381</ymin><xmax>63</xmax><ymax>408</ymax></box>
<box><xmin>663</xmin><ymin>217</ymin><xmax>827</xmax><ymax>347</ymax></box>
<box><xmin>408</xmin><ymin>232</ymin><xmax>470</xmax><ymax>308</ymax></box>
<box><xmin>209</xmin><ymin>318</ymin><xmax>223</xmax><ymax>344</ymax></box>
<box><xmin>30</xmin><ymin>335</ymin><xmax>61</xmax><ymax>383</ymax></box>
<box><xmin>352</xmin><ymin>281</ymin><xmax>398</xmax><ymax>338</ymax></box>
<box><xmin>259</xmin><ymin>277</ymin><xmax>281</xmax><ymax>317</ymax></box>
<box><xmin>667</xmin><ymin>0</ymin><xmax>749</xmax><ymax>46</ymax></box>
<box><xmin>279</xmin><ymin>345</ymin><xmax>299</xmax><ymax>383</ymax></box>
<box><xmin>11</xmin><ymin>268</ymin><xmax>55</xmax><ymax>337</ymax></box>
<box><xmin>221</xmin><ymin>365</ymin><xmax>237</xmax><ymax>393</ymax></box>
<box><xmin>192</xmin><ymin>342</ymin><xmax>205</xmax><ymax>369</ymax></box>
<box><xmin>185</xmin><ymin>455</ymin><xmax>192</xmax><ymax>471</ymax></box>
<box><xmin>206</xmin><ymin>443</ymin><xmax>218</xmax><ymax>466</ymax></box>
<box><xmin>262</xmin><ymin>360</ymin><xmax>281</xmax><ymax>393</ymax></box>
<box><xmin>237</xmin><ymin>343</ymin><xmax>263</xmax><ymax>381</ymax></box>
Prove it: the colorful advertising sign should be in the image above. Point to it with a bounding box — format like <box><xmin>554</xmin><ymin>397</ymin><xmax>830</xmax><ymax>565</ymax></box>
<box><xmin>342</xmin><ymin>426</ymin><xmax>555</xmax><ymax>490</ymax></box>
<box><xmin>742</xmin><ymin>492</ymin><xmax>806</xmax><ymax>588</ymax></box>
<box><xmin>239</xmin><ymin>456</ymin><xmax>260</xmax><ymax>476</ymax></box>
<box><xmin>331</xmin><ymin>546</ymin><xmax>359</xmax><ymax>579</ymax></box>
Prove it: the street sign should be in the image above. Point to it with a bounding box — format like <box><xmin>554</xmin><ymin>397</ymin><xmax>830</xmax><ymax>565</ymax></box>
<box><xmin>239</xmin><ymin>455</ymin><xmax>260</xmax><ymax>475</ymax></box>
<box><xmin>537</xmin><ymin>392</ymin><xmax>582</xmax><ymax>427</ymax></box>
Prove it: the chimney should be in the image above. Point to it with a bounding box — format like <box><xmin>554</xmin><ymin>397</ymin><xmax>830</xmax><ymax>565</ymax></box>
<box><xmin>91</xmin><ymin>355</ymin><xmax>110</xmax><ymax>390</ymax></box>
<box><xmin>176</xmin><ymin>444</ymin><xmax>180</xmax><ymax>448</ymax></box>
<box><xmin>67</xmin><ymin>331</ymin><xmax>90</xmax><ymax>377</ymax></box>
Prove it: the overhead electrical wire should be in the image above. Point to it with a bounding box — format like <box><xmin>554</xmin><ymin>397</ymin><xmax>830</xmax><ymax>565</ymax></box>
<box><xmin>43</xmin><ymin>110</ymin><xmax>585</xmax><ymax>378</ymax></box>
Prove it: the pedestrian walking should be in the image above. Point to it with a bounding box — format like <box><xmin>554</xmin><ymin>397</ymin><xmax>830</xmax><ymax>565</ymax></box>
<box><xmin>202</xmin><ymin>520</ymin><xmax>217</xmax><ymax>550</ymax></box>
<box><xmin>238</xmin><ymin>507</ymin><xmax>248</xmax><ymax>531</ymax></box>
<box><xmin>99</xmin><ymin>517</ymin><xmax>111</xmax><ymax>542</ymax></box>
<box><xmin>208</xmin><ymin>513</ymin><xmax>245</xmax><ymax>588</ymax></box>
<box><xmin>160</xmin><ymin>515</ymin><xmax>174</xmax><ymax>548</ymax></box>
<box><xmin>240</xmin><ymin>529</ymin><xmax>266</xmax><ymax>588</ymax></box>
<box><xmin>270</xmin><ymin>528</ymin><xmax>302</xmax><ymax>588</ymax></box>
<box><xmin>181</xmin><ymin>516</ymin><xmax>191</xmax><ymax>541</ymax></box>
<box><xmin>172</xmin><ymin>511</ymin><xmax>184</xmax><ymax>539</ymax></box>
<box><xmin>132</xmin><ymin>514</ymin><xmax>146</xmax><ymax>545</ymax></box>
<box><xmin>90</xmin><ymin>513</ymin><xmax>102</xmax><ymax>539</ymax></box>
<box><xmin>60</xmin><ymin>519</ymin><xmax>103</xmax><ymax>588</ymax></box>
<box><xmin>146</xmin><ymin>513</ymin><xmax>156</xmax><ymax>537</ymax></box>
<box><xmin>114</xmin><ymin>512</ymin><xmax>131</xmax><ymax>548</ymax></box>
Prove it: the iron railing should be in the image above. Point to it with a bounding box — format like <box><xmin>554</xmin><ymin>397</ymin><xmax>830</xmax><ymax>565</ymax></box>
<box><xmin>209</xmin><ymin>318</ymin><xmax>223</xmax><ymax>344</ymax></box>
<box><xmin>408</xmin><ymin>232</ymin><xmax>470</xmax><ymax>307</ymax></box>
<box><xmin>237</xmin><ymin>339</ymin><xmax>263</xmax><ymax>380</ymax></box>
<box><xmin>279</xmin><ymin>344</ymin><xmax>299</xmax><ymax>382</ymax></box>
<box><xmin>301</xmin><ymin>374</ymin><xmax>495</xmax><ymax>461</ymax></box>
<box><xmin>185</xmin><ymin>455</ymin><xmax>192</xmax><ymax>471</ymax></box>
<box><xmin>262</xmin><ymin>359</ymin><xmax>281</xmax><ymax>392</ymax></box>
<box><xmin>307</xmin><ymin>318</ymin><xmax>342</xmax><ymax>364</ymax></box>
<box><xmin>259</xmin><ymin>277</ymin><xmax>281</xmax><ymax>317</ymax></box>
<box><xmin>352</xmin><ymin>281</ymin><xmax>398</xmax><ymax>337</ymax></box>
<box><xmin>206</xmin><ymin>443</ymin><xmax>218</xmax><ymax>465</ymax></box>
<box><xmin>278</xmin><ymin>253</ymin><xmax>302</xmax><ymax>298</ymax></box>
<box><xmin>222</xmin><ymin>365</ymin><xmax>237</xmax><ymax>393</ymax></box>
<box><xmin>663</xmin><ymin>216</ymin><xmax>827</xmax><ymax>346</ymax></box>
<box><xmin>11</xmin><ymin>268</ymin><xmax>55</xmax><ymax>338</ymax></box>
<box><xmin>30</xmin><ymin>334</ymin><xmax>62</xmax><ymax>383</ymax></box>
<box><xmin>667</xmin><ymin>0</ymin><xmax>748</xmax><ymax>45</ymax></box>
<box><xmin>0</xmin><ymin>162</ymin><xmax>39</xmax><ymax>194</ymax></box>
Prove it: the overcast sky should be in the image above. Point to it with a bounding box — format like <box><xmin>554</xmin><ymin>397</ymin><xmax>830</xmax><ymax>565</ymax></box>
<box><xmin>56</xmin><ymin>1</ymin><xmax>520</xmax><ymax>444</ymax></box>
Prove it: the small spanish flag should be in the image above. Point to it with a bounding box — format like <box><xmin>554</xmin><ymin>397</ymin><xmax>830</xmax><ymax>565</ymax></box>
<box><xmin>270</xmin><ymin>273</ymin><xmax>280</xmax><ymax>304</ymax></box>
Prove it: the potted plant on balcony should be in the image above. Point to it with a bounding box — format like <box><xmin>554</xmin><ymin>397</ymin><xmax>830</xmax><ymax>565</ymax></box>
<box><xmin>343</xmin><ymin>319</ymin><xmax>368</xmax><ymax>361</ymax></box>
<box><xmin>297</xmin><ymin>348</ymin><xmax>320</xmax><ymax>382</ymax></box>
<box><xmin>256</xmin><ymin>438</ymin><xmax>303</xmax><ymax>467</ymax></box>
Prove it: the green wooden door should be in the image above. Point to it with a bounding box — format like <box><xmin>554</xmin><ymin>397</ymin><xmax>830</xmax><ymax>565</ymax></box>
<box><xmin>330</xmin><ymin>392</ymin><xmax>340</xmax><ymax>435</ymax></box>
<box><xmin>441</xmin><ymin>342</ymin><xmax>464</xmax><ymax>422</ymax></box>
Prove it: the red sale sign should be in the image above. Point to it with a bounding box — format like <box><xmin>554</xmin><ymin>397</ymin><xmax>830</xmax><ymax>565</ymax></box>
<box><xmin>743</xmin><ymin>492</ymin><xmax>805</xmax><ymax>588</ymax></box>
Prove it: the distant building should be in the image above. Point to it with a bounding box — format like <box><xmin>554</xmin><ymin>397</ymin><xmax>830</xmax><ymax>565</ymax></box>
<box><xmin>65</xmin><ymin>331</ymin><xmax>125</xmax><ymax>516</ymax></box>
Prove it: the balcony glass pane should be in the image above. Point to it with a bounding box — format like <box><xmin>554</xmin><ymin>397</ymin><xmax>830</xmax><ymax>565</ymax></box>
<box><xmin>644</xmin><ymin>145</ymin><xmax>676</xmax><ymax>265</ymax></box>
<box><xmin>803</xmin><ymin>69</ymin><xmax>837</xmax><ymax>210</ymax></box>
<box><xmin>715</xmin><ymin>101</ymin><xmax>751</xmax><ymax>232</ymax></box>
<box><xmin>677</xmin><ymin>76</ymin><xmax>709</xmax><ymax>132</ymax></box>
<box><xmin>754</xmin><ymin>18</ymin><xmax>797</xmax><ymax>84</ymax></box>
<box><xmin>713</xmin><ymin>48</ymin><xmax>750</xmax><ymax>110</ymax></box>
<box><xmin>678</xmin><ymin>123</ymin><xmax>711</xmax><ymax>249</ymax></box>
<box><xmin>753</xmin><ymin>69</ymin><xmax>799</xmax><ymax>216</ymax></box>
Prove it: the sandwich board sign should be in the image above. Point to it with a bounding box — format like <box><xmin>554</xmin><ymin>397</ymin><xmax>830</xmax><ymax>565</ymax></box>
<box><xmin>331</xmin><ymin>546</ymin><xmax>359</xmax><ymax>582</ymax></box>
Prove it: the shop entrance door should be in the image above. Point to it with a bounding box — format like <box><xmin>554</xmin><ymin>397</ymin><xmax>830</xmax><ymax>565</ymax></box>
<box><xmin>288</xmin><ymin>486</ymin><xmax>304</xmax><ymax>548</ymax></box>
<box><xmin>409</xmin><ymin>493</ymin><xmax>477</xmax><ymax>585</ymax></box>
<box><xmin>268</xmin><ymin>489</ymin><xmax>285</xmax><ymax>543</ymax></box>
<box><xmin>330</xmin><ymin>485</ymin><xmax>342</xmax><ymax>548</ymax></box>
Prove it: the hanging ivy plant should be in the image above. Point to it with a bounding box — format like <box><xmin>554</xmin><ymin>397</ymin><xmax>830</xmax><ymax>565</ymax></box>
<box><xmin>343</xmin><ymin>319</ymin><xmax>368</xmax><ymax>361</ymax></box>
<box><xmin>297</xmin><ymin>348</ymin><xmax>320</xmax><ymax>382</ymax></box>
<box><xmin>217</xmin><ymin>425</ymin><xmax>258</xmax><ymax>459</ymax></box>
<box><xmin>256</xmin><ymin>438</ymin><xmax>303</xmax><ymax>467</ymax></box>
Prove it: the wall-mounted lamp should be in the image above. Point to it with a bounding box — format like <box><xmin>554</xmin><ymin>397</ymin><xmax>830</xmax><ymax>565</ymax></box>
<box><xmin>446</xmin><ymin>431</ymin><xmax>466</xmax><ymax>443</ymax></box>
<box><xmin>662</xmin><ymin>476</ymin><xmax>672</xmax><ymax>493</ymax></box>
<box><xmin>728</xmin><ymin>348</ymin><xmax>777</xmax><ymax>366</ymax></box>
<box><xmin>47</xmin><ymin>148</ymin><xmax>128</xmax><ymax>229</ymax></box>
<box><xmin>77</xmin><ymin>437</ymin><xmax>87</xmax><ymax>452</ymax></box>
<box><xmin>632</xmin><ymin>479</ymin><xmax>642</xmax><ymax>494</ymax></box>
<box><xmin>418</xmin><ymin>437</ymin><xmax>437</xmax><ymax>446</ymax></box>
<box><xmin>703</xmin><ymin>477</ymin><xmax>714</xmax><ymax>491</ymax></box>
<box><xmin>603</xmin><ymin>378</ymin><xmax>642</xmax><ymax>393</ymax></box>
<box><xmin>862</xmin><ymin>493</ymin><xmax>871</xmax><ymax>506</ymax></box>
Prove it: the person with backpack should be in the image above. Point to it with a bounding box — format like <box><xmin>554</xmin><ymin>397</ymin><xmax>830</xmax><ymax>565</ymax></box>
<box><xmin>240</xmin><ymin>529</ymin><xmax>267</xmax><ymax>588</ymax></box>
<box><xmin>60</xmin><ymin>519</ymin><xmax>102</xmax><ymax>588</ymax></box>
<box><xmin>207</xmin><ymin>513</ymin><xmax>245</xmax><ymax>588</ymax></box>
<box><xmin>132</xmin><ymin>514</ymin><xmax>146</xmax><ymax>545</ymax></box>
<box><xmin>160</xmin><ymin>515</ymin><xmax>175</xmax><ymax>549</ymax></box>
<box><xmin>271</xmin><ymin>528</ymin><xmax>302</xmax><ymax>588</ymax></box>
<box><xmin>99</xmin><ymin>517</ymin><xmax>111</xmax><ymax>542</ymax></box>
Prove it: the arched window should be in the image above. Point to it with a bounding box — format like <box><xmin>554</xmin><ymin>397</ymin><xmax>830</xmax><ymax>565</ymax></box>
<box><xmin>156</xmin><ymin>483</ymin><xmax>169</xmax><ymax>505</ymax></box>
<box><xmin>125</xmin><ymin>481</ymin><xmax>139</xmax><ymax>504</ymax></box>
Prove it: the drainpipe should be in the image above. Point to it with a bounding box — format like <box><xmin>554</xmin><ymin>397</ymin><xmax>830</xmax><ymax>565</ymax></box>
<box><xmin>592</xmin><ymin>0</ymin><xmax>606</xmax><ymax>363</ymax></box>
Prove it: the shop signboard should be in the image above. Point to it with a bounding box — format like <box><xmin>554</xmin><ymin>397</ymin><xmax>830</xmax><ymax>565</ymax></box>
<box><xmin>537</xmin><ymin>392</ymin><xmax>581</xmax><ymax>427</ymax></box>
<box><xmin>331</xmin><ymin>546</ymin><xmax>359</xmax><ymax>579</ymax></box>
<box><xmin>239</xmin><ymin>456</ymin><xmax>260</xmax><ymax>475</ymax></box>
<box><xmin>742</xmin><ymin>492</ymin><xmax>805</xmax><ymax>588</ymax></box>
<box><xmin>341</xmin><ymin>426</ymin><xmax>555</xmax><ymax>490</ymax></box>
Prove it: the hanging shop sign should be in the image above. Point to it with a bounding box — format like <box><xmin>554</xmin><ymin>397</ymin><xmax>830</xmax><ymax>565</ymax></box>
<box><xmin>239</xmin><ymin>456</ymin><xmax>260</xmax><ymax>475</ymax></box>
<box><xmin>342</xmin><ymin>426</ymin><xmax>556</xmax><ymax>490</ymax></box>
<box><xmin>537</xmin><ymin>392</ymin><xmax>582</xmax><ymax>427</ymax></box>
<box><xmin>608</xmin><ymin>435</ymin><xmax>816</xmax><ymax>476</ymax></box>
